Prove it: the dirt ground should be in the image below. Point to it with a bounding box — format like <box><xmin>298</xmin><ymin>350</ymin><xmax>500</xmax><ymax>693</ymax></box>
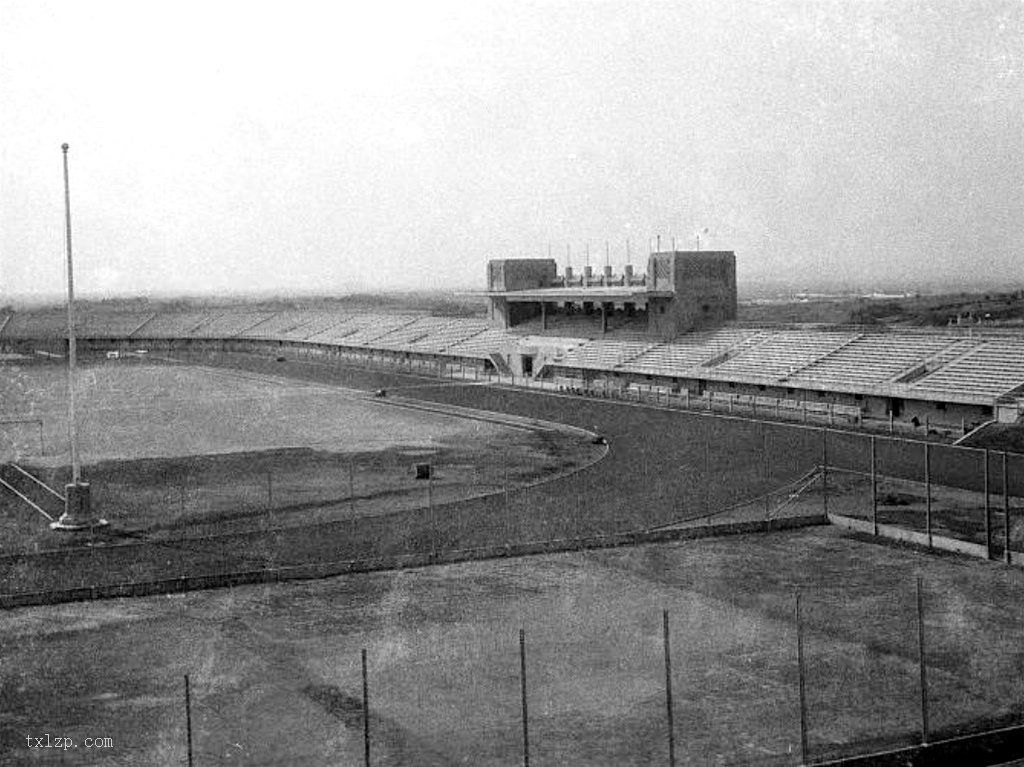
<box><xmin>2</xmin><ymin>526</ymin><xmax>1023</xmax><ymax>766</ymax></box>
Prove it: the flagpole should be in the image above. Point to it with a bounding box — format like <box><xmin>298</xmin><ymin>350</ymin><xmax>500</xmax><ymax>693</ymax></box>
<box><xmin>62</xmin><ymin>143</ymin><xmax>80</xmax><ymax>484</ymax></box>
<box><xmin>52</xmin><ymin>143</ymin><xmax>104</xmax><ymax>531</ymax></box>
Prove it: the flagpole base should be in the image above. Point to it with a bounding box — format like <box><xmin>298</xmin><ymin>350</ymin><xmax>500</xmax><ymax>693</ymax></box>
<box><xmin>50</xmin><ymin>481</ymin><xmax>108</xmax><ymax>531</ymax></box>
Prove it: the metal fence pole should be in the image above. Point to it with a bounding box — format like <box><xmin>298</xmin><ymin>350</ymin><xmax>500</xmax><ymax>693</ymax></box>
<box><xmin>184</xmin><ymin>674</ymin><xmax>194</xmax><ymax>767</ymax></box>
<box><xmin>519</xmin><ymin>628</ymin><xmax>530</xmax><ymax>767</ymax></box>
<box><xmin>916</xmin><ymin>577</ymin><xmax>930</xmax><ymax>744</ymax></box>
<box><xmin>821</xmin><ymin>430</ymin><xmax>828</xmax><ymax>518</ymax></box>
<box><xmin>871</xmin><ymin>436</ymin><xmax>878</xmax><ymax>536</ymax></box>
<box><xmin>795</xmin><ymin>593</ymin><xmax>809</xmax><ymax>763</ymax></box>
<box><xmin>763</xmin><ymin>426</ymin><xmax>770</xmax><ymax>519</ymax></box>
<box><xmin>984</xmin><ymin>449</ymin><xmax>992</xmax><ymax>560</ymax></box>
<box><xmin>663</xmin><ymin>609</ymin><xmax>677</xmax><ymax>767</ymax></box>
<box><xmin>924</xmin><ymin>443</ymin><xmax>932</xmax><ymax>548</ymax></box>
<box><xmin>704</xmin><ymin>425</ymin><xmax>711</xmax><ymax>515</ymax></box>
<box><xmin>362</xmin><ymin>648</ymin><xmax>371</xmax><ymax>767</ymax></box>
<box><xmin>267</xmin><ymin>471</ymin><xmax>273</xmax><ymax>508</ymax></box>
<box><xmin>349</xmin><ymin>459</ymin><xmax>355</xmax><ymax>515</ymax></box>
<box><xmin>1004</xmin><ymin>452</ymin><xmax>1011</xmax><ymax>565</ymax></box>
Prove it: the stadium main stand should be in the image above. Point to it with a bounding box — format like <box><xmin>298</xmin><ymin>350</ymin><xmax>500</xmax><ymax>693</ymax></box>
<box><xmin>5</xmin><ymin>249</ymin><xmax>1023</xmax><ymax>433</ymax></box>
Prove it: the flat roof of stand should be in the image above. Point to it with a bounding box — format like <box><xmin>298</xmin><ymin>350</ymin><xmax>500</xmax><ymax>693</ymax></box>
<box><xmin>483</xmin><ymin>286</ymin><xmax>671</xmax><ymax>302</ymax></box>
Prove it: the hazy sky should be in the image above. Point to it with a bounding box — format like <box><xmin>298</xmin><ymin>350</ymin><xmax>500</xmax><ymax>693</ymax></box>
<box><xmin>1</xmin><ymin>1</ymin><xmax>1022</xmax><ymax>299</ymax></box>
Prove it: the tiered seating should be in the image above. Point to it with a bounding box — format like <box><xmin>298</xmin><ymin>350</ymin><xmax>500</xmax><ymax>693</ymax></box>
<box><xmin>405</xmin><ymin>319</ymin><xmax>491</xmax><ymax>353</ymax></box>
<box><xmin>372</xmin><ymin>317</ymin><xmax>466</xmax><ymax>351</ymax></box>
<box><xmin>620</xmin><ymin>328</ymin><xmax>762</xmax><ymax>376</ymax></box>
<box><xmin>78</xmin><ymin>312</ymin><xmax>156</xmax><ymax>338</ymax></box>
<box><xmin>787</xmin><ymin>333</ymin><xmax>961</xmax><ymax>388</ymax></box>
<box><xmin>118</xmin><ymin>312</ymin><xmax>213</xmax><ymax>338</ymax></box>
<box><xmin>395</xmin><ymin>318</ymin><xmax>493</xmax><ymax>353</ymax></box>
<box><xmin>238</xmin><ymin>312</ymin><xmax>317</xmax><ymax>338</ymax></box>
<box><xmin>315</xmin><ymin>314</ymin><xmax>419</xmax><ymax>347</ymax></box>
<box><xmin>909</xmin><ymin>339</ymin><xmax>1024</xmax><ymax>399</ymax></box>
<box><xmin>445</xmin><ymin>328</ymin><xmax>517</xmax><ymax>358</ymax></box>
<box><xmin>560</xmin><ymin>339</ymin><xmax>654</xmax><ymax>371</ymax></box>
<box><xmin>0</xmin><ymin>312</ymin><xmax>67</xmax><ymax>339</ymax></box>
<box><xmin>706</xmin><ymin>330</ymin><xmax>858</xmax><ymax>381</ymax></box>
<box><xmin>278</xmin><ymin>312</ymin><xmax>351</xmax><ymax>341</ymax></box>
<box><xmin>188</xmin><ymin>312</ymin><xmax>274</xmax><ymax>338</ymax></box>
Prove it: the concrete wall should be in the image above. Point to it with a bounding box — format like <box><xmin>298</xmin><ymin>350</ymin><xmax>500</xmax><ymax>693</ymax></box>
<box><xmin>487</xmin><ymin>259</ymin><xmax>557</xmax><ymax>292</ymax></box>
<box><xmin>646</xmin><ymin>251</ymin><xmax>737</xmax><ymax>337</ymax></box>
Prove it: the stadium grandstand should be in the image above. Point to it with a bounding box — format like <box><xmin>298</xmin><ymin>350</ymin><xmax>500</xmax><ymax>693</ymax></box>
<box><xmin>2</xmin><ymin>250</ymin><xmax>1024</xmax><ymax>434</ymax></box>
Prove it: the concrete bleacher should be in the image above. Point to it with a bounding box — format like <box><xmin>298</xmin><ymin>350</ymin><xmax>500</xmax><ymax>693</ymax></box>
<box><xmin>278</xmin><ymin>313</ymin><xmax>353</xmax><ymax>341</ymax></box>
<box><xmin>406</xmin><ymin>320</ymin><xmax>491</xmax><ymax>354</ymax></box>
<box><xmin>371</xmin><ymin>317</ymin><xmax>467</xmax><ymax>351</ymax></box>
<box><xmin>77</xmin><ymin>312</ymin><xmax>156</xmax><ymax>338</ymax></box>
<box><xmin>445</xmin><ymin>328</ymin><xmax>517</xmax><ymax>359</ymax></box>
<box><xmin>310</xmin><ymin>314</ymin><xmax>419</xmax><ymax>347</ymax></box>
<box><xmin>705</xmin><ymin>329</ymin><xmax>859</xmax><ymax>381</ymax></box>
<box><xmin>401</xmin><ymin>319</ymin><xmax>493</xmax><ymax>354</ymax></box>
<box><xmin>188</xmin><ymin>312</ymin><xmax>275</xmax><ymax>338</ymax></box>
<box><xmin>785</xmin><ymin>333</ymin><xmax>963</xmax><ymax>389</ymax></box>
<box><xmin>131</xmin><ymin>312</ymin><xmax>214</xmax><ymax>338</ymax></box>
<box><xmin>559</xmin><ymin>339</ymin><xmax>655</xmax><ymax>371</ymax></box>
<box><xmin>0</xmin><ymin>312</ymin><xmax>69</xmax><ymax>339</ymax></box>
<box><xmin>619</xmin><ymin>328</ymin><xmax>763</xmax><ymax>377</ymax></box>
<box><xmin>237</xmin><ymin>312</ymin><xmax>320</xmax><ymax>339</ymax></box>
<box><xmin>909</xmin><ymin>339</ymin><xmax>1024</xmax><ymax>399</ymax></box>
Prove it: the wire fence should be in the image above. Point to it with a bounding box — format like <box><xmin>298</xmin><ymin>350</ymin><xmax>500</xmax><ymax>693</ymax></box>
<box><xmin>52</xmin><ymin>578</ymin><xmax>1024</xmax><ymax>767</ymax></box>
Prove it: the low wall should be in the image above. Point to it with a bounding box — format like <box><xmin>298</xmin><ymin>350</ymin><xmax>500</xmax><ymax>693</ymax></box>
<box><xmin>0</xmin><ymin>513</ymin><xmax>826</xmax><ymax>610</ymax></box>
<box><xmin>828</xmin><ymin>513</ymin><xmax>992</xmax><ymax>561</ymax></box>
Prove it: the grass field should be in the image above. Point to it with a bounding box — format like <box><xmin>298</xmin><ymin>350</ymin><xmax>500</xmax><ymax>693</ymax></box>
<box><xmin>3</xmin><ymin>526</ymin><xmax>1024</xmax><ymax>766</ymax></box>
<box><xmin>0</xmin><ymin>358</ymin><xmax>602</xmax><ymax>555</ymax></box>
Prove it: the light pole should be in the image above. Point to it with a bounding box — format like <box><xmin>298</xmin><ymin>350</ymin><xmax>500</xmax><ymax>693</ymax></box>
<box><xmin>51</xmin><ymin>143</ymin><xmax>106</xmax><ymax>531</ymax></box>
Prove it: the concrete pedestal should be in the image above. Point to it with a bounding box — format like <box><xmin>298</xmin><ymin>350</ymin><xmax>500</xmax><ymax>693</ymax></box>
<box><xmin>50</xmin><ymin>481</ymin><xmax>108</xmax><ymax>531</ymax></box>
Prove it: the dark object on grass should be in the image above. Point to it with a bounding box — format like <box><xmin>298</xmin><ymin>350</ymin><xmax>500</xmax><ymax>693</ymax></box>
<box><xmin>374</xmin><ymin>388</ymin><xmax>387</xmax><ymax>398</ymax></box>
<box><xmin>415</xmin><ymin>463</ymin><xmax>431</xmax><ymax>479</ymax></box>
<box><xmin>591</xmin><ymin>435</ymin><xmax>608</xmax><ymax>445</ymax></box>
<box><xmin>276</xmin><ymin>356</ymin><xmax>286</xmax><ymax>362</ymax></box>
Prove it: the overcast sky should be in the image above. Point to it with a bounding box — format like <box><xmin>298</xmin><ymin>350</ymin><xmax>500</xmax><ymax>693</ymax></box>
<box><xmin>1</xmin><ymin>0</ymin><xmax>1021</xmax><ymax>299</ymax></box>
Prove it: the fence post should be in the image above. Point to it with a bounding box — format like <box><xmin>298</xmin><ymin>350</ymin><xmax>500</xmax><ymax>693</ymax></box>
<box><xmin>350</xmin><ymin>459</ymin><xmax>355</xmax><ymax>515</ymax></box>
<box><xmin>795</xmin><ymin>593</ymin><xmax>809</xmax><ymax>763</ymax></box>
<box><xmin>916</xmin><ymin>577</ymin><xmax>930</xmax><ymax>745</ymax></box>
<box><xmin>1004</xmin><ymin>452</ymin><xmax>1011</xmax><ymax>565</ymax></box>
<box><xmin>763</xmin><ymin>427</ymin><xmax>770</xmax><ymax>520</ymax></box>
<box><xmin>871</xmin><ymin>436</ymin><xmax>878</xmax><ymax>536</ymax></box>
<box><xmin>519</xmin><ymin>628</ymin><xmax>530</xmax><ymax>767</ymax></box>
<box><xmin>925</xmin><ymin>443</ymin><xmax>932</xmax><ymax>548</ymax></box>
<box><xmin>663</xmin><ymin>610</ymin><xmax>677</xmax><ymax>767</ymax></box>
<box><xmin>267</xmin><ymin>471</ymin><xmax>273</xmax><ymax>508</ymax></box>
<box><xmin>704</xmin><ymin>426</ymin><xmax>711</xmax><ymax>515</ymax></box>
<box><xmin>362</xmin><ymin>648</ymin><xmax>371</xmax><ymax>767</ymax></box>
<box><xmin>184</xmin><ymin>674</ymin><xmax>194</xmax><ymax>767</ymax></box>
<box><xmin>821</xmin><ymin>429</ymin><xmax>828</xmax><ymax>518</ymax></box>
<box><xmin>984</xmin><ymin>449</ymin><xmax>992</xmax><ymax>560</ymax></box>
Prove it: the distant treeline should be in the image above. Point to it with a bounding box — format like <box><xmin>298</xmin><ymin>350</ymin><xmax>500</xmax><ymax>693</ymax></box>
<box><xmin>739</xmin><ymin>289</ymin><xmax>1024</xmax><ymax>327</ymax></box>
<box><xmin>5</xmin><ymin>292</ymin><xmax>489</xmax><ymax>319</ymax></box>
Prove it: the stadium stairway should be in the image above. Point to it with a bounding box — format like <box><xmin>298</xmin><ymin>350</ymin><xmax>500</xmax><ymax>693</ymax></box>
<box><xmin>0</xmin><ymin>463</ymin><xmax>65</xmax><ymax>524</ymax></box>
